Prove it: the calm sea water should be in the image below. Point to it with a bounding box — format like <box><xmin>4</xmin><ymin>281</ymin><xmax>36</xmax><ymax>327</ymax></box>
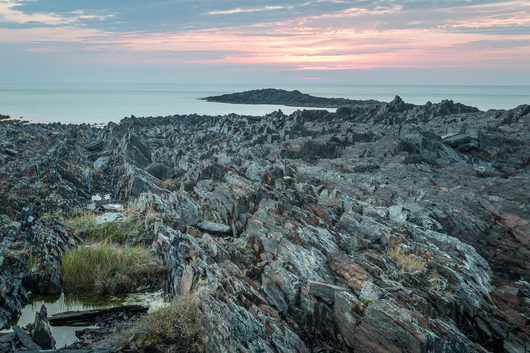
<box><xmin>1</xmin><ymin>83</ymin><xmax>529</xmax><ymax>124</ymax></box>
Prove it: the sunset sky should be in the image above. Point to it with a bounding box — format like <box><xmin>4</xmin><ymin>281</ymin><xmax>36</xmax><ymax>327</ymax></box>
<box><xmin>1</xmin><ymin>0</ymin><xmax>529</xmax><ymax>84</ymax></box>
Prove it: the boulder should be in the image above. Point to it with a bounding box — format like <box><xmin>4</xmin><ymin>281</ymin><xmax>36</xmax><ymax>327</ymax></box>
<box><xmin>93</xmin><ymin>156</ymin><xmax>110</xmax><ymax>170</ymax></box>
<box><xmin>197</xmin><ymin>221</ymin><xmax>231</xmax><ymax>235</ymax></box>
<box><xmin>95</xmin><ymin>212</ymin><xmax>126</xmax><ymax>224</ymax></box>
<box><xmin>31</xmin><ymin>305</ymin><xmax>55</xmax><ymax>349</ymax></box>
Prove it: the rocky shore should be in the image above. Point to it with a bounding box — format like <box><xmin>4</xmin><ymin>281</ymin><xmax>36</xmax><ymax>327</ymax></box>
<box><xmin>0</xmin><ymin>93</ymin><xmax>528</xmax><ymax>352</ymax></box>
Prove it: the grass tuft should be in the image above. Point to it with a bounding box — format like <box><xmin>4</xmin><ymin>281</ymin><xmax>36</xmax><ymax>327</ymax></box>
<box><xmin>388</xmin><ymin>247</ymin><xmax>425</xmax><ymax>274</ymax></box>
<box><xmin>65</xmin><ymin>214</ymin><xmax>141</xmax><ymax>243</ymax></box>
<box><xmin>61</xmin><ymin>241</ymin><xmax>166</xmax><ymax>294</ymax></box>
<box><xmin>117</xmin><ymin>293</ymin><xmax>203</xmax><ymax>352</ymax></box>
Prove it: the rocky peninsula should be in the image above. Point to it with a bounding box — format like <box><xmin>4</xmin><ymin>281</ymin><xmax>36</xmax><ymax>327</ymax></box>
<box><xmin>0</xmin><ymin>92</ymin><xmax>528</xmax><ymax>353</ymax></box>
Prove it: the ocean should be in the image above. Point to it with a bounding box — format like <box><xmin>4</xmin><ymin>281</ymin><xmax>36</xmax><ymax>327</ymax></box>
<box><xmin>1</xmin><ymin>83</ymin><xmax>529</xmax><ymax>124</ymax></box>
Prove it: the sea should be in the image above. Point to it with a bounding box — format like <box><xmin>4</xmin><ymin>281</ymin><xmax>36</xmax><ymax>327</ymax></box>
<box><xmin>1</xmin><ymin>83</ymin><xmax>529</xmax><ymax>124</ymax></box>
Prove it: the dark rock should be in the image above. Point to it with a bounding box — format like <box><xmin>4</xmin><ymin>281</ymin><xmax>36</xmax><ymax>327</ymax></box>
<box><xmin>203</xmin><ymin>88</ymin><xmax>380</xmax><ymax>108</ymax></box>
<box><xmin>336</xmin><ymin>106</ymin><xmax>353</xmax><ymax>116</ymax></box>
<box><xmin>146</xmin><ymin>162</ymin><xmax>172</xmax><ymax>179</ymax></box>
<box><xmin>33</xmin><ymin>269</ymin><xmax>63</xmax><ymax>295</ymax></box>
<box><xmin>387</xmin><ymin>95</ymin><xmax>413</xmax><ymax>112</ymax></box>
<box><xmin>86</xmin><ymin>139</ymin><xmax>105</xmax><ymax>152</ymax></box>
<box><xmin>443</xmin><ymin>133</ymin><xmax>472</xmax><ymax>147</ymax></box>
<box><xmin>491</xmin><ymin>286</ymin><xmax>521</xmax><ymax>305</ymax></box>
<box><xmin>124</xmin><ymin>133</ymin><xmax>152</xmax><ymax>167</ymax></box>
<box><xmin>31</xmin><ymin>305</ymin><xmax>55</xmax><ymax>349</ymax></box>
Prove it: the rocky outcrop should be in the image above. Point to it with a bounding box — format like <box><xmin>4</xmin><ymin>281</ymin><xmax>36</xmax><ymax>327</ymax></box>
<box><xmin>31</xmin><ymin>305</ymin><xmax>55</xmax><ymax>349</ymax></box>
<box><xmin>0</xmin><ymin>95</ymin><xmax>528</xmax><ymax>352</ymax></box>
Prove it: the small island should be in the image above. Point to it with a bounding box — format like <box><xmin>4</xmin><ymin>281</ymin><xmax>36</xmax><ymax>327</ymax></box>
<box><xmin>202</xmin><ymin>88</ymin><xmax>382</xmax><ymax>107</ymax></box>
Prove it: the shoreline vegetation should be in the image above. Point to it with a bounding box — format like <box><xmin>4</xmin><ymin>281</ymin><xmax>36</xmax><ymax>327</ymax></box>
<box><xmin>0</xmin><ymin>90</ymin><xmax>528</xmax><ymax>352</ymax></box>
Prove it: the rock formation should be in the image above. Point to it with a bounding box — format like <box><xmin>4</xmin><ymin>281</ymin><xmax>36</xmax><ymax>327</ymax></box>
<box><xmin>0</xmin><ymin>95</ymin><xmax>528</xmax><ymax>352</ymax></box>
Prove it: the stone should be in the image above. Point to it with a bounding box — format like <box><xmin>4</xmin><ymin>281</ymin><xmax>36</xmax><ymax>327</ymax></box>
<box><xmin>197</xmin><ymin>221</ymin><xmax>231</xmax><ymax>235</ymax></box>
<box><xmin>86</xmin><ymin>139</ymin><xmax>105</xmax><ymax>151</ymax></box>
<box><xmin>491</xmin><ymin>286</ymin><xmax>521</xmax><ymax>306</ymax></box>
<box><xmin>95</xmin><ymin>212</ymin><xmax>126</xmax><ymax>224</ymax></box>
<box><xmin>442</xmin><ymin>134</ymin><xmax>472</xmax><ymax>147</ymax></box>
<box><xmin>93</xmin><ymin>156</ymin><xmax>110</xmax><ymax>170</ymax></box>
<box><xmin>31</xmin><ymin>305</ymin><xmax>55</xmax><ymax>349</ymax></box>
<box><xmin>146</xmin><ymin>162</ymin><xmax>172</xmax><ymax>180</ymax></box>
<box><xmin>4</xmin><ymin>148</ymin><xmax>18</xmax><ymax>156</ymax></box>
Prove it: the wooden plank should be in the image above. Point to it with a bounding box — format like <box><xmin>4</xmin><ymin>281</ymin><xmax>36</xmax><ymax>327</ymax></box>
<box><xmin>49</xmin><ymin>305</ymin><xmax>148</xmax><ymax>326</ymax></box>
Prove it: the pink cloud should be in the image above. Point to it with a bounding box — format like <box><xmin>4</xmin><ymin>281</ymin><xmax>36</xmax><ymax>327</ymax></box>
<box><xmin>1</xmin><ymin>0</ymin><xmax>528</xmax><ymax>71</ymax></box>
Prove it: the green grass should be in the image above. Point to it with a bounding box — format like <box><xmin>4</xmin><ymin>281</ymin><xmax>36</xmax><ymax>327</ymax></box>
<box><xmin>27</xmin><ymin>250</ymin><xmax>42</xmax><ymax>271</ymax></box>
<box><xmin>197</xmin><ymin>206</ymin><xmax>215</xmax><ymax>223</ymax></box>
<box><xmin>61</xmin><ymin>242</ymin><xmax>166</xmax><ymax>294</ymax></box>
<box><xmin>117</xmin><ymin>293</ymin><xmax>202</xmax><ymax>352</ymax></box>
<box><xmin>388</xmin><ymin>247</ymin><xmax>425</xmax><ymax>274</ymax></box>
<box><xmin>64</xmin><ymin>214</ymin><xmax>142</xmax><ymax>243</ymax></box>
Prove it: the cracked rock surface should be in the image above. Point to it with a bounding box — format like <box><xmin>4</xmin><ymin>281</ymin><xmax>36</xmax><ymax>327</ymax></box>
<box><xmin>0</xmin><ymin>96</ymin><xmax>528</xmax><ymax>352</ymax></box>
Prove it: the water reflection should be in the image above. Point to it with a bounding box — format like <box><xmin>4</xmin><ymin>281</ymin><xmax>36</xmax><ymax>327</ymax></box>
<box><xmin>2</xmin><ymin>291</ymin><xmax>164</xmax><ymax>348</ymax></box>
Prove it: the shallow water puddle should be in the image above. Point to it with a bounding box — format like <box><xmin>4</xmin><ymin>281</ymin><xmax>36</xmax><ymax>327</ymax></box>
<box><xmin>1</xmin><ymin>291</ymin><xmax>164</xmax><ymax>348</ymax></box>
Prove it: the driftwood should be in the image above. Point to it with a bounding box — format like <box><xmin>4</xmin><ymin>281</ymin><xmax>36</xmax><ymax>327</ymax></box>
<box><xmin>12</xmin><ymin>325</ymin><xmax>41</xmax><ymax>350</ymax></box>
<box><xmin>49</xmin><ymin>305</ymin><xmax>148</xmax><ymax>326</ymax></box>
<box><xmin>15</xmin><ymin>349</ymin><xmax>109</xmax><ymax>353</ymax></box>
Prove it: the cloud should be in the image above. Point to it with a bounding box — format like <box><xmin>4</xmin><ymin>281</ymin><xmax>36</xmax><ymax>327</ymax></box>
<box><xmin>0</xmin><ymin>0</ymin><xmax>528</xmax><ymax>73</ymax></box>
<box><xmin>0</xmin><ymin>26</ymin><xmax>109</xmax><ymax>43</ymax></box>
<box><xmin>0</xmin><ymin>0</ymin><xmax>113</xmax><ymax>26</ymax></box>
<box><xmin>208</xmin><ymin>6</ymin><xmax>287</xmax><ymax>15</ymax></box>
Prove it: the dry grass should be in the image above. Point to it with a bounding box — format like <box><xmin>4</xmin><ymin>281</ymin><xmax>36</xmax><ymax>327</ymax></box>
<box><xmin>61</xmin><ymin>241</ymin><xmax>166</xmax><ymax>294</ymax></box>
<box><xmin>161</xmin><ymin>178</ymin><xmax>179</xmax><ymax>191</ymax></box>
<box><xmin>388</xmin><ymin>247</ymin><xmax>425</xmax><ymax>274</ymax></box>
<box><xmin>116</xmin><ymin>293</ymin><xmax>203</xmax><ymax>352</ymax></box>
<box><xmin>64</xmin><ymin>214</ymin><xmax>142</xmax><ymax>243</ymax></box>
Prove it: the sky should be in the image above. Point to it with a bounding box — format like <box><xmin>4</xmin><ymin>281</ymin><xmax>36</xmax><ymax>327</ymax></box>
<box><xmin>1</xmin><ymin>0</ymin><xmax>529</xmax><ymax>85</ymax></box>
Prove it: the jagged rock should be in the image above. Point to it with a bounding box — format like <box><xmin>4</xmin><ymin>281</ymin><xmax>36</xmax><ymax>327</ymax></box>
<box><xmin>31</xmin><ymin>305</ymin><xmax>55</xmax><ymax>349</ymax></box>
<box><xmin>86</xmin><ymin>139</ymin><xmax>105</xmax><ymax>152</ymax></box>
<box><xmin>33</xmin><ymin>269</ymin><xmax>63</xmax><ymax>295</ymax></box>
<box><xmin>123</xmin><ymin>133</ymin><xmax>152</xmax><ymax>167</ymax></box>
<box><xmin>491</xmin><ymin>286</ymin><xmax>521</xmax><ymax>305</ymax></box>
<box><xmin>146</xmin><ymin>162</ymin><xmax>172</xmax><ymax>179</ymax></box>
<box><xmin>442</xmin><ymin>133</ymin><xmax>472</xmax><ymax>147</ymax></box>
<box><xmin>0</xmin><ymin>92</ymin><xmax>528</xmax><ymax>353</ymax></box>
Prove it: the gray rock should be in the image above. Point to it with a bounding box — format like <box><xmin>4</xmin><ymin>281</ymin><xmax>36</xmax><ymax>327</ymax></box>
<box><xmin>443</xmin><ymin>133</ymin><xmax>472</xmax><ymax>147</ymax></box>
<box><xmin>93</xmin><ymin>156</ymin><xmax>110</xmax><ymax>170</ymax></box>
<box><xmin>31</xmin><ymin>305</ymin><xmax>55</xmax><ymax>349</ymax></box>
<box><xmin>95</xmin><ymin>212</ymin><xmax>126</xmax><ymax>224</ymax></box>
<box><xmin>86</xmin><ymin>139</ymin><xmax>105</xmax><ymax>151</ymax></box>
<box><xmin>146</xmin><ymin>162</ymin><xmax>172</xmax><ymax>179</ymax></box>
<box><xmin>4</xmin><ymin>148</ymin><xmax>18</xmax><ymax>156</ymax></box>
<box><xmin>197</xmin><ymin>221</ymin><xmax>231</xmax><ymax>235</ymax></box>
